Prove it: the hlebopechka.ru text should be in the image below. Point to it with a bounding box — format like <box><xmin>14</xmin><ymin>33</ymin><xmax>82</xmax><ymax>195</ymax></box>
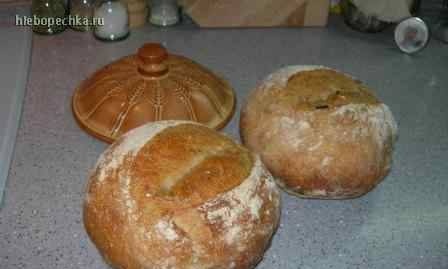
<box><xmin>15</xmin><ymin>15</ymin><xmax>104</xmax><ymax>27</ymax></box>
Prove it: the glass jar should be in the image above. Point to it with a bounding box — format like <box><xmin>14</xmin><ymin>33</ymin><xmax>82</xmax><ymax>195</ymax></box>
<box><xmin>31</xmin><ymin>0</ymin><xmax>67</xmax><ymax>34</ymax></box>
<box><xmin>150</xmin><ymin>0</ymin><xmax>179</xmax><ymax>26</ymax></box>
<box><xmin>93</xmin><ymin>0</ymin><xmax>129</xmax><ymax>41</ymax></box>
<box><xmin>70</xmin><ymin>0</ymin><xmax>94</xmax><ymax>31</ymax></box>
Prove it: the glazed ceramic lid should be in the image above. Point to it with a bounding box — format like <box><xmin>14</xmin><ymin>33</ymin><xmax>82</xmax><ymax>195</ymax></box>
<box><xmin>72</xmin><ymin>43</ymin><xmax>236</xmax><ymax>143</ymax></box>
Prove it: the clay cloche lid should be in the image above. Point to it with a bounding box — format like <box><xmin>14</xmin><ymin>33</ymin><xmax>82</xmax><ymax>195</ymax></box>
<box><xmin>72</xmin><ymin>43</ymin><xmax>236</xmax><ymax>143</ymax></box>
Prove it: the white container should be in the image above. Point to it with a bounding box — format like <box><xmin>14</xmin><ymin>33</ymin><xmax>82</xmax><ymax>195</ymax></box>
<box><xmin>93</xmin><ymin>0</ymin><xmax>129</xmax><ymax>41</ymax></box>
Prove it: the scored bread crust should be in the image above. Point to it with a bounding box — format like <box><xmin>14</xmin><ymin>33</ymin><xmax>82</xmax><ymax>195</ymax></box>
<box><xmin>84</xmin><ymin>121</ymin><xmax>281</xmax><ymax>269</ymax></box>
<box><xmin>240</xmin><ymin>66</ymin><xmax>398</xmax><ymax>199</ymax></box>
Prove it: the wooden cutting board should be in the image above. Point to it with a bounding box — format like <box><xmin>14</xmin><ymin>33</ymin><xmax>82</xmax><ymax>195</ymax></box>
<box><xmin>179</xmin><ymin>0</ymin><xmax>330</xmax><ymax>27</ymax></box>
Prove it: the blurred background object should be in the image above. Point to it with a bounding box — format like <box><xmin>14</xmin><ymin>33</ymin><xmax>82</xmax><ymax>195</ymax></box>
<box><xmin>122</xmin><ymin>0</ymin><xmax>148</xmax><ymax>28</ymax></box>
<box><xmin>178</xmin><ymin>0</ymin><xmax>330</xmax><ymax>28</ymax></box>
<box><xmin>394</xmin><ymin>17</ymin><xmax>430</xmax><ymax>53</ymax></box>
<box><xmin>419</xmin><ymin>0</ymin><xmax>448</xmax><ymax>43</ymax></box>
<box><xmin>149</xmin><ymin>0</ymin><xmax>179</xmax><ymax>26</ymax></box>
<box><xmin>93</xmin><ymin>0</ymin><xmax>129</xmax><ymax>41</ymax></box>
<box><xmin>0</xmin><ymin>4</ymin><xmax>32</xmax><ymax>205</ymax></box>
<box><xmin>0</xmin><ymin>0</ymin><xmax>31</xmax><ymax>7</ymax></box>
<box><xmin>341</xmin><ymin>0</ymin><xmax>418</xmax><ymax>33</ymax></box>
<box><xmin>31</xmin><ymin>0</ymin><xmax>67</xmax><ymax>34</ymax></box>
<box><xmin>351</xmin><ymin>0</ymin><xmax>414</xmax><ymax>22</ymax></box>
<box><xmin>341</xmin><ymin>0</ymin><xmax>390</xmax><ymax>32</ymax></box>
<box><xmin>69</xmin><ymin>0</ymin><xmax>93</xmax><ymax>31</ymax></box>
<box><xmin>330</xmin><ymin>0</ymin><xmax>342</xmax><ymax>14</ymax></box>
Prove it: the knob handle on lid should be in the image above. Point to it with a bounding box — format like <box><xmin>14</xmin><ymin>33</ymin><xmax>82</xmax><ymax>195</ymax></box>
<box><xmin>138</xmin><ymin>43</ymin><xmax>169</xmax><ymax>77</ymax></box>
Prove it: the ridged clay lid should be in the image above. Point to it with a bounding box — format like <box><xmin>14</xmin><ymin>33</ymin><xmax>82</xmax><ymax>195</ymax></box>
<box><xmin>72</xmin><ymin>43</ymin><xmax>236</xmax><ymax>143</ymax></box>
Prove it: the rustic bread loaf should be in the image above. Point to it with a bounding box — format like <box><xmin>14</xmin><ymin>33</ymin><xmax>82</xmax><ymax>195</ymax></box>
<box><xmin>84</xmin><ymin>121</ymin><xmax>281</xmax><ymax>269</ymax></box>
<box><xmin>240</xmin><ymin>66</ymin><xmax>398</xmax><ymax>199</ymax></box>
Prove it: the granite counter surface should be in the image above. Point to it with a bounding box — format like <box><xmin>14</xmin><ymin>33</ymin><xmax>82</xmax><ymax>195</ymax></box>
<box><xmin>1</xmin><ymin>18</ymin><xmax>447</xmax><ymax>269</ymax></box>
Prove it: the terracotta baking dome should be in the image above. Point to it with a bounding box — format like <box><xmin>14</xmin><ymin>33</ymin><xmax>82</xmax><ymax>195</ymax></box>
<box><xmin>72</xmin><ymin>43</ymin><xmax>236</xmax><ymax>143</ymax></box>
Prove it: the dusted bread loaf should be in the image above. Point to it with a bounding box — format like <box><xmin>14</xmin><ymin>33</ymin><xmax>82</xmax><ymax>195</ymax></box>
<box><xmin>84</xmin><ymin>121</ymin><xmax>280</xmax><ymax>269</ymax></box>
<box><xmin>240</xmin><ymin>66</ymin><xmax>398</xmax><ymax>199</ymax></box>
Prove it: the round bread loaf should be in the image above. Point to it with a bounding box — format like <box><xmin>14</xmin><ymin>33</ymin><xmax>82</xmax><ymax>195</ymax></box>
<box><xmin>84</xmin><ymin>121</ymin><xmax>281</xmax><ymax>269</ymax></box>
<box><xmin>240</xmin><ymin>66</ymin><xmax>398</xmax><ymax>199</ymax></box>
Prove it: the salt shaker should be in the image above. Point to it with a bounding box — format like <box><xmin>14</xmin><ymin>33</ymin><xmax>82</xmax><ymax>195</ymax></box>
<box><xmin>150</xmin><ymin>0</ymin><xmax>179</xmax><ymax>26</ymax></box>
<box><xmin>70</xmin><ymin>0</ymin><xmax>94</xmax><ymax>31</ymax></box>
<box><xmin>93</xmin><ymin>0</ymin><xmax>129</xmax><ymax>41</ymax></box>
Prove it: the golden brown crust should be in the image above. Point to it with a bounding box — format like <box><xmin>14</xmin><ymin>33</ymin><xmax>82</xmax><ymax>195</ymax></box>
<box><xmin>240</xmin><ymin>66</ymin><xmax>398</xmax><ymax>199</ymax></box>
<box><xmin>130</xmin><ymin>124</ymin><xmax>252</xmax><ymax>204</ymax></box>
<box><xmin>84</xmin><ymin>121</ymin><xmax>281</xmax><ymax>268</ymax></box>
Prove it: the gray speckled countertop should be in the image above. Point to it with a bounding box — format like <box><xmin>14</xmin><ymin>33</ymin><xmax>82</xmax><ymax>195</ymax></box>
<box><xmin>1</xmin><ymin>17</ymin><xmax>448</xmax><ymax>269</ymax></box>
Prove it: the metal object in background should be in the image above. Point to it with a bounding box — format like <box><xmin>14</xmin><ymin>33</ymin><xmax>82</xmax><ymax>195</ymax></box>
<box><xmin>394</xmin><ymin>17</ymin><xmax>430</xmax><ymax>54</ymax></box>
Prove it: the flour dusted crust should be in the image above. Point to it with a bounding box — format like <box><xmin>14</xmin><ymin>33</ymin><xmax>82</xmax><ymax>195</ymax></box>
<box><xmin>84</xmin><ymin>121</ymin><xmax>281</xmax><ymax>269</ymax></box>
<box><xmin>240</xmin><ymin>66</ymin><xmax>398</xmax><ymax>199</ymax></box>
